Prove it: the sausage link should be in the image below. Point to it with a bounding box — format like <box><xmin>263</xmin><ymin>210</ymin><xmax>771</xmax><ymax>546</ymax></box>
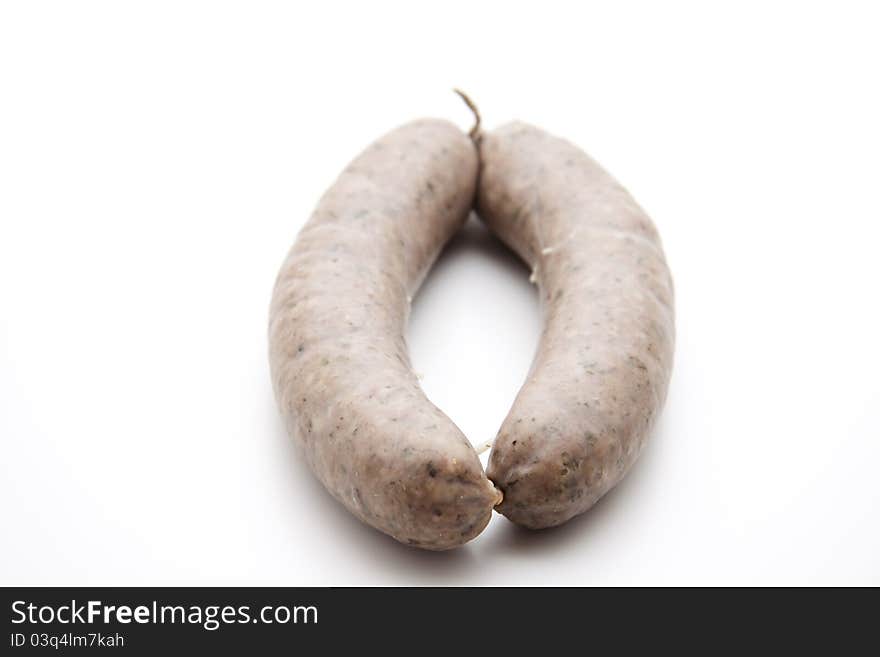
<box><xmin>477</xmin><ymin>122</ymin><xmax>675</xmax><ymax>529</ymax></box>
<box><xmin>270</xmin><ymin>119</ymin><xmax>501</xmax><ymax>549</ymax></box>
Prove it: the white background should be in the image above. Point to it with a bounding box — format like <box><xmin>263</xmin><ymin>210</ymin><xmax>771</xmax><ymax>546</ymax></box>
<box><xmin>2</xmin><ymin>1</ymin><xmax>878</xmax><ymax>586</ymax></box>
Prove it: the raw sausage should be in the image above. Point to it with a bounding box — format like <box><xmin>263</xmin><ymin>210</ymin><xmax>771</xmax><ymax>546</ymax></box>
<box><xmin>269</xmin><ymin>119</ymin><xmax>501</xmax><ymax>549</ymax></box>
<box><xmin>478</xmin><ymin>122</ymin><xmax>675</xmax><ymax>529</ymax></box>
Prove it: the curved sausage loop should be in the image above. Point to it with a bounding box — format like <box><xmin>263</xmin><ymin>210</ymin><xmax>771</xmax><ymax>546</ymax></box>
<box><xmin>270</xmin><ymin>120</ymin><xmax>501</xmax><ymax>550</ymax></box>
<box><xmin>478</xmin><ymin>123</ymin><xmax>675</xmax><ymax>529</ymax></box>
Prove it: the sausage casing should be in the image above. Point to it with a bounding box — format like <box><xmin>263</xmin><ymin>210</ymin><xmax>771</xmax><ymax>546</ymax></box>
<box><xmin>270</xmin><ymin>119</ymin><xmax>501</xmax><ymax>549</ymax></box>
<box><xmin>478</xmin><ymin>122</ymin><xmax>675</xmax><ymax>529</ymax></box>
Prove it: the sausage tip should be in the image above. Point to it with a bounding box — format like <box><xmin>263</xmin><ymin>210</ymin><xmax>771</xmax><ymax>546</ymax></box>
<box><xmin>490</xmin><ymin>481</ymin><xmax>503</xmax><ymax>507</ymax></box>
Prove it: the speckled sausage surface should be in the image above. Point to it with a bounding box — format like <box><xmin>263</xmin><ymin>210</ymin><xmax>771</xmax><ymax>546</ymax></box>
<box><xmin>269</xmin><ymin>119</ymin><xmax>501</xmax><ymax>550</ymax></box>
<box><xmin>478</xmin><ymin>122</ymin><xmax>675</xmax><ymax>529</ymax></box>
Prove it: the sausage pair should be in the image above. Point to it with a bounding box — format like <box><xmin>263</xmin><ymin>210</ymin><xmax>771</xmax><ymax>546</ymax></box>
<box><xmin>269</xmin><ymin>111</ymin><xmax>674</xmax><ymax>549</ymax></box>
